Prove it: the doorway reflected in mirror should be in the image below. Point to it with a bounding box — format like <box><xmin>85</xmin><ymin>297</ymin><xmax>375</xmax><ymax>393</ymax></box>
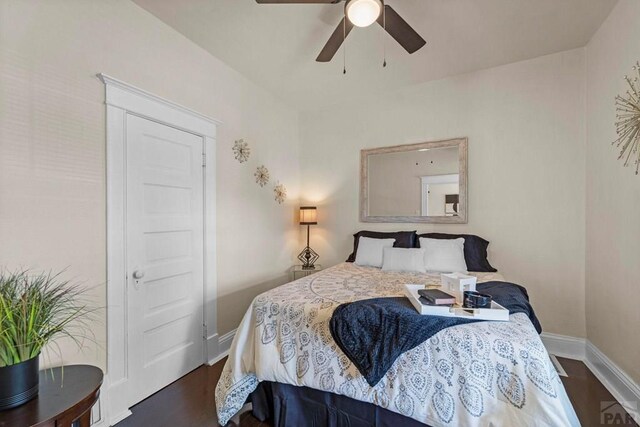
<box><xmin>360</xmin><ymin>138</ymin><xmax>467</xmax><ymax>223</ymax></box>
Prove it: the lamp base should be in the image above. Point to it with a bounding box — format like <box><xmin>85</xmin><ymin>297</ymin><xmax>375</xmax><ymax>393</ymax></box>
<box><xmin>297</xmin><ymin>246</ymin><xmax>319</xmax><ymax>270</ymax></box>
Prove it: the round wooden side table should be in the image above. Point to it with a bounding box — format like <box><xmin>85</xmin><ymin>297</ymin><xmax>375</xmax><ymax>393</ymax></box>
<box><xmin>0</xmin><ymin>365</ymin><xmax>103</xmax><ymax>427</ymax></box>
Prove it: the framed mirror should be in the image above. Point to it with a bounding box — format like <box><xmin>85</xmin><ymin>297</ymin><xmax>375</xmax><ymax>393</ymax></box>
<box><xmin>360</xmin><ymin>138</ymin><xmax>468</xmax><ymax>223</ymax></box>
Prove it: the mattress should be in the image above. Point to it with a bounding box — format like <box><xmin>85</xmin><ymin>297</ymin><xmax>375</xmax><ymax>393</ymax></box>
<box><xmin>215</xmin><ymin>263</ymin><xmax>579</xmax><ymax>426</ymax></box>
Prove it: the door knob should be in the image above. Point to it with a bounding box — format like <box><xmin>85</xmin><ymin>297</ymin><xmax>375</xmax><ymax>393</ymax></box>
<box><xmin>132</xmin><ymin>270</ymin><xmax>145</xmax><ymax>280</ymax></box>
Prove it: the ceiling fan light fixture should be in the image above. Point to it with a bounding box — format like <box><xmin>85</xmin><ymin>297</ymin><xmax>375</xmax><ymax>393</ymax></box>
<box><xmin>345</xmin><ymin>0</ymin><xmax>382</xmax><ymax>28</ymax></box>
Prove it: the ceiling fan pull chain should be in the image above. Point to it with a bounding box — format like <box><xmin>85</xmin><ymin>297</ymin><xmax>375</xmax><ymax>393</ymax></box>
<box><xmin>383</xmin><ymin>4</ymin><xmax>387</xmax><ymax>68</ymax></box>
<box><xmin>343</xmin><ymin>16</ymin><xmax>347</xmax><ymax>74</ymax></box>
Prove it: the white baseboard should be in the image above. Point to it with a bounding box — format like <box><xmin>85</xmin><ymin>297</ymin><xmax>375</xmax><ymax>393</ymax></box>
<box><xmin>108</xmin><ymin>409</ymin><xmax>133</xmax><ymax>426</ymax></box>
<box><xmin>89</xmin><ymin>384</ymin><xmax>108</xmax><ymax>427</ymax></box>
<box><xmin>540</xmin><ymin>332</ymin><xmax>586</xmax><ymax>360</ymax></box>
<box><xmin>584</xmin><ymin>341</ymin><xmax>640</xmax><ymax>421</ymax></box>
<box><xmin>219</xmin><ymin>329</ymin><xmax>237</xmax><ymax>353</ymax></box>
<box><xmin>208</xmin><ymin>350</ymin><xmax>229</xmax><ymax>366</ymax></box>
<box><xmin>206</xmin><ymin>332</ymin><xmax>220</xmax><ymax>364</ymax></box>
<box><xmin>541</xmin><ymin>332</ymin><xmax>639</xmax><ymax>422</ymax></box>
<box><xmin>88</xmin><ymin>374</ymin><xmax>132</xmax><ymax>427</ymax></box>
<box><xmin>207</xmin><ymin>328</ymin><xmax>236</xmax><ymax>366</ymax></box>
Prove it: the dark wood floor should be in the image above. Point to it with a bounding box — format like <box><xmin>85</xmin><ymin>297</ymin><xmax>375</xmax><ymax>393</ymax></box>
<box><xmin>114</xmin><ymin>358</ymin><xmax>265</xmax><ymax>427</ymax></box>
<box><xmin>558</xmin><ymin>357</ymin><xmax>638</xmax><ymax>426</ymax></box>
<box><xmin>115</xmin><ymin>356</ymin><xmax>637</xmax><ymax>427</ymax></box>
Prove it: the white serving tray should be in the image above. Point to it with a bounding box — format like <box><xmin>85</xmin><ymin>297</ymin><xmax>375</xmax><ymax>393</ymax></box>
<box><xmin>403</xmin><ymin>284</ymin><xmax>510</xmax><ymax>321</ymax></box>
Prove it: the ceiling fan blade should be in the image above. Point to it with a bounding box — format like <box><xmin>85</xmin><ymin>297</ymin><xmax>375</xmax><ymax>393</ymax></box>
<box><xmin>316</xmin><ymin>17</ymin><xmax>354</xmax><ymax>62</ymax></box>
<box><xmin>377</xmin><ymin>5</ymin><xmax>426</xmax><ymax>54</ymax></box>
<box><xmin>256</xmin><ymin>0</ymin><xmax>340</xmax><ymax>3</ymax></box>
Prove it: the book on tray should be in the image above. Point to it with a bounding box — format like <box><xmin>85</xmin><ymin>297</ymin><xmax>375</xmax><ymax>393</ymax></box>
<box><xmin>417</xmin><ymin>289</ymin><xmax>456</xmax><ymax>305</ymax></box>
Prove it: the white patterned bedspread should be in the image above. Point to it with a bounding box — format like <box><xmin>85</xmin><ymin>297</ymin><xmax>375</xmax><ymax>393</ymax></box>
<box><xmin>215</xmin><ymin>263</ymin><xmax>579</xmax><ymax>426</ymax></box>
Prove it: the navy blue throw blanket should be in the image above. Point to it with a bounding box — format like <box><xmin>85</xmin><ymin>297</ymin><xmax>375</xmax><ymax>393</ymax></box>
<box><xmin>329</xmin><ymin>281</ymin><xmax>541</xmax><ymax>387</ymax></box>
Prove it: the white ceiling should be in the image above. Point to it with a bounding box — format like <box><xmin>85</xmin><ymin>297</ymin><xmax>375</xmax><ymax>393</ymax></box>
<box><xmin>132</xmin><ymin>0</ymin><xmax>617</xmax><ymax>110</ymax></box>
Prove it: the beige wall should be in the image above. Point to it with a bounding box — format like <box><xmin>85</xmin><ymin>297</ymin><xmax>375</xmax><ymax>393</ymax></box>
<box><xmin>368</xmin><ymin>147</ymin><xmax>458</xmax><ymax>216</ymax></box>
<box><xmin>0</xmin><ymin>0</ymin><xmax>300</xmax><ymax>370</ymax></box>
<box><xmin>300</xmin><ymin>49</ymin><xmax>587</xmax><ymax>338</ymax></box>
<box><xmin>586</xmin><ymin>0</ymin><xmax>640</xmax><ymax>384</ymax></box>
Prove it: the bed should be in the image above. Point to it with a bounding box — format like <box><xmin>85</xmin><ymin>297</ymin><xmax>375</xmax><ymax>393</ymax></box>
<box><xmin>215</xmin><ymin>262</ymin><xmax>579</xmax><ymax>426</ymax></box>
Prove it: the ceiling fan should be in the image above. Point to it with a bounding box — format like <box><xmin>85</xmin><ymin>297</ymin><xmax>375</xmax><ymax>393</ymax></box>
<box><xmin>255</xmin><ymin>0</ymin><xmax>426</xmax><ymax>63</ymax></box>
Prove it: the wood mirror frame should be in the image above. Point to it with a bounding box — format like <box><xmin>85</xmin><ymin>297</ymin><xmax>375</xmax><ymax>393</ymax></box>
<box><xmin>360</xmin><ymin>138</ymin><xmax>468</xmax><ymax>224</ymax></box>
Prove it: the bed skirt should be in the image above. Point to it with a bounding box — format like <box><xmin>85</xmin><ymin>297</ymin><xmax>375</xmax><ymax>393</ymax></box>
<box><xmin>250</xmin><ymin>382</ymin><xmax>430</xmax><ymax>427</ymax></box>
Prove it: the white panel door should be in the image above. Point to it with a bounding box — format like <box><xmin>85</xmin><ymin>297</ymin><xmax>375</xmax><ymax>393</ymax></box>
<box><xmin>126</xmin><ymin>114</ymin><xmax>205</xmax><ymax>406</ymax></box>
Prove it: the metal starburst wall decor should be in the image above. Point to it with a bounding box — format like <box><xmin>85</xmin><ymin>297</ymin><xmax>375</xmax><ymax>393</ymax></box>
<box><xmin>254</xmin><ymin>165</ymin><xmax>269</xmax><ymax>187</ymax></box>
<box><xmin>614</xmin><ymin>61</ymin><xmax>640</xmax><ymax>175</ymax></box>
<box><xmin>273</xmin><ymin>182</ymin><xmax>287</xmax><ymax>204</ymax></box>
<box><xmin>232</xmin><ymin>139</ymin><xmax>251</xmax><ymax>163</ymax></box>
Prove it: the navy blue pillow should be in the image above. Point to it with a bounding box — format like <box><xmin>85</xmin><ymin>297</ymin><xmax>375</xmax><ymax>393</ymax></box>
<box><xmin>417</xmin><ymin>233</ymin><xmax>497</xmax><ymax>272</ymax></box>
<box><xmin>346</xmin><ymin>231</ymin><xmax>417</xmax><ymax>263</ymax></box>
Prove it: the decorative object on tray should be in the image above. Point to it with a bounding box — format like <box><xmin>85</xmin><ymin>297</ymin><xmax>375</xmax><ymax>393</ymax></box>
<box><xmin>441</xmin><ymin>272</ymin><xmax>477</xmax><ymax>301</ymax></box>
<box><xmin>0</xmin><ymin>270</ymin><xmax>94</xmax><ymax>410</ymax></box>
<box><xmin>273</xmin><ymin>182</ymin><xmax>287</xmax><ymax>204</ymax></box>
<box><xmin>614</xmin><ymin>61</ymin><xmax>640</xmax><ymax>175</ymax></box>
<box><xmin>417</xmin><ymin>288</ymin><xmax>455</xmax><ymax>305</ymax></box>
<box><xmin>232</xmin><ymin>138</ymin><xmax>250</xmax><ymax>163</ymax></box>
<box><xmin>254</xmin><ymin>165</ymin><xmax>269</xmax><ymax>187</ymax></box>
<box><xmin>404</xmin><ymin>284</ymin><xmax>509</xmax><ymax>320</ymax></box>
<box><xmin>297</xmin><ymin>206</ymin><xmax>319</xmax><ymax>270</ymax></box>
<box><xmin>463</xmin><ymin>291</ymin><xmax>493</xmax><ymax>308</ymax></box>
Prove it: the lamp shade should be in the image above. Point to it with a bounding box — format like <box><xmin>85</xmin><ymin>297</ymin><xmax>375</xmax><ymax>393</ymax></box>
<box><xmin>299</xmin><ymin>206</ymin><xmax>318</xmax><ymax>225</ymax></box>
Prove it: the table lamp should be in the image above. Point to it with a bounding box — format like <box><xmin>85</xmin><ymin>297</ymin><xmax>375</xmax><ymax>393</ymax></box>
<box><xmin>298</xmin><ymin>206</ymin><xmax>319</xmax><ymax>270</ymax></box>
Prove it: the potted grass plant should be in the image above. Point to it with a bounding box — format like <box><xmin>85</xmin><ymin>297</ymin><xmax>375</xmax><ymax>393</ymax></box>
<box><xmin>0</xmin><ymin>270</ymin><xmax>92</xmax><ymax>410</ymax></box>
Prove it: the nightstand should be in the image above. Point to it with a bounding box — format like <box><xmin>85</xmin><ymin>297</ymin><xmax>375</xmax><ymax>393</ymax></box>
<box><xmin>290</xmin><ymin>265</ymin><xmax>323</xmax><ymax>281</ymax></box>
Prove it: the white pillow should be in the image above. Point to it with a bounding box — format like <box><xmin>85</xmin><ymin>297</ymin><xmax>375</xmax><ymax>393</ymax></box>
<box><xmin>419</xmin><ymin>237</ymin><xmax>467</xmax><ymax>273</ymax></box>
<box><xmin>354</xmin><ymin>237</ymin><xmax>396</xmax><ymax>268</ymax></box>
<box><xmin>381</xmin><ymin>247</ymin><xmax>427</xmax><ymax>273</ymax></box>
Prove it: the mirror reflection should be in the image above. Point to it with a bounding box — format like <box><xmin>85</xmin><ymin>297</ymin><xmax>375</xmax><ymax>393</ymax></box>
<box><xmin>361</xmin><ymin>139</ymin><xmax>467</xmax><ymax>223</ymax></box>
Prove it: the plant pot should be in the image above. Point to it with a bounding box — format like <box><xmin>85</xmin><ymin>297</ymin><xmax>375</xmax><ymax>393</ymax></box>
<box><xmin>0</xmin><ymin>355</ymin><xmax>39</xmax><ymax>410</ymax></box>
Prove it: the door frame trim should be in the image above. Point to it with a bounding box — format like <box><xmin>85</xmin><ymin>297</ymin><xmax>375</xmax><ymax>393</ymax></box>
<box><xmin>99</xmin><ymin>74</ymin><xmax>220</xmax><ymax>425</ymax></box>
<box><xmin>420</xmin><ymin>174</ymin><xmax>460</xmax><ymax>216</ymax></box>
